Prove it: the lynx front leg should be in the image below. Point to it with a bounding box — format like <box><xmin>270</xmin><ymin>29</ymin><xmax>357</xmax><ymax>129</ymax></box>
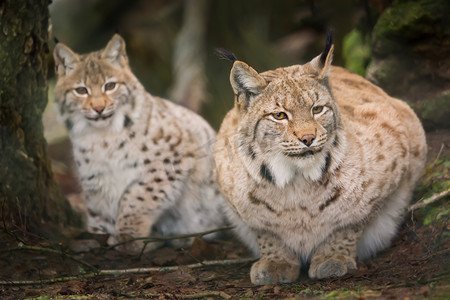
<box><xmin>309</xmin><ymin>226</ymin><xmax>362</xmax><ymax>279</ymax></box>
<box><xmin>250</xmin><ymin>230</ymin><xmax>300</xmax><ymax>285</ymax></box>
<box><xmin>114</xmin><ymin>183</ymin><xmax>167</xmax><ymax>254</ymax></box>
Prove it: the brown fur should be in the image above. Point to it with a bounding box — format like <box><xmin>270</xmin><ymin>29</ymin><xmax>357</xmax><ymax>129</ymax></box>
<box><xmin>214</xmin><ymin>43</ymin><xmax>427</xmax><ymax>285</ymax></box>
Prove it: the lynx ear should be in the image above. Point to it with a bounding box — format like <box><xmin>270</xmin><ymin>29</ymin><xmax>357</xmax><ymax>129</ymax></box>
<box><xmin>304</xmin><ymin>31</ymin><xmax>334</xmax><ymax>80</ymax></box>
<box><xmin>101</xmin><ymin>34</ymin><xmax>128</xmax><ymax>67</ymax></box>
<box><xmin>230</xmin><ymin>61</ymin><xmax>267</xmax><ymax>104</ymax></box>
<box><xmin>53</xmin><ymin>43</ymin><xmax>79</xmax><ymax>76</ymax></box>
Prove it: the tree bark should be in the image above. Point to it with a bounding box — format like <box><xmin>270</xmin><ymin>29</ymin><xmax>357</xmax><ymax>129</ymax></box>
<box><xmin>0</xmin><ymin>0</ymin><xmax>79</xmax><ymax>236</ymax></box>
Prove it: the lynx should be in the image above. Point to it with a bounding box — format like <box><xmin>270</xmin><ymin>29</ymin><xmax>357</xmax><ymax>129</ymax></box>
<box><xmin>214</xmin><ymin>34</ymin><xmax>427</xmax><ymax>285</ymax></box>
<box><xmin>53</xmin><ymin>34</ymin><xmax>227</xmax><ymax>254</ymax></box>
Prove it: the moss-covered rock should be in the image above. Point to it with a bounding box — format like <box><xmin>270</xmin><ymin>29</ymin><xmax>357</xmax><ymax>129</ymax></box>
<box><xmin>366</xmin><ymin>0</ymin><xmax>450</xmax><ymax>130</ymax></box>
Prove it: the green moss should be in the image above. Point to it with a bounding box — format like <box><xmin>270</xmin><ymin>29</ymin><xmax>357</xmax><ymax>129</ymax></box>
<box><xmin>419</xmin><ymin>93</ymin><xmax>450</xmax><ymax>125</ymax></box>
<box><xmin>342</xmin><ymin>29</ymin><xmax>371</xmax><ymax>76</ymax></box>
<box><xmin>372</xmin><ymin>0</ymin><xmax>450</xmax><ymax>55</ymax></box>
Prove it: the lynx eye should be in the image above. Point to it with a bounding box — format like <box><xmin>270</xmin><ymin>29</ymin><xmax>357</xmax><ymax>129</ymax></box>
<box><xmin>272</xmin><ymin>112</ymin><xmax>288</xmax><ymax>120</ymax></box>
<box><xmin>74</xmin><ymin>87</ymin><xmax>88</xmax><ymax>95</ymax></box>
<box><xmin>104</xmin><ymin>82</ymin><xmax>117</xmax><ymax>91</ymax></box>
<box><xmin>312</xmin><ymin>106</ymin><xmax>324</xmax><ymax>114</ymax></box>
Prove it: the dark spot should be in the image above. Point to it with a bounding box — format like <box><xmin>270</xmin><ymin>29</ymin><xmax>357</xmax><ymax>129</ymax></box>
<box><xmin>146</xmin><ymin>187</ymin><xmax>153</xmax><ymax>192</ymax></box>
<box><xmin>376</xmin><ymin>154</ymin><xmax>385</xmax><ymax>162</ymax></box>
<box><xmin>85</xmin><ymin>158</ymin><xmax>90</xmax><ymax>164</ymax></box>
<box><xmin>139</xmin><ymin>181</ymin><xmax>145</xmax><ymax>186</ymax></box>
<box><xmin>154</xmin><ymin>178</ymin><xmax>162</xmax><ymax>183</ymax></box>
<box><xmin>390</xmin><ymin>160</ymin><xmax>397</xmax><ymax>172</ymax></box>
<box><xmin>129</xmin><ymin>131</ymin><xmax>136</xmax><ymax>139</ymax></box>
<box><xmin>323</xmin><ymin>152</ymin><xmax>331</xmax><ymax>174</ymax></box>
<box><xmin>141</xmin><ymin>144</ymin><xmax>148</xmax><ymax>152</ymax></box>
<box><xmin>319</xmin><ymin>188</ymin><xmax>341</xmax><ymax>211</ymax></box>
<box><xmin>248</xmin><ymin>145</ymin><xmax>256</xmax><ymax>160</ymax></box>
<box><xmin>76</xmin><ymin>160</ymin><xmax>81</xmax><ymax>167</ymax></box>
<box><xmin>102</xmin><ymin>141</ymin><xmax>109</xmax><ymax>148</ymax></box>
<box><xmin>137</xmin><ymin>197</ymin><xmax>144</xmax><ymax>201</ymax></box>
<box><xmin>155</xmin><ymin>151</ymin><xmax>161</xmax><ymax>156</ymax></box>
<box><xmin>362</xmin><ymin>179</ymin><xmax>373</xmax><ymax>189</ymax></box>
<box><xmin>149</xmin><ymin>168</ymin><xmax>156</xmax><ymax>173</ymax></box>
<box><xmin>249</xmin><ymin>193</ymin><xmax>276</xmax><ymax>213</ymax></box>
<box><xmin>175</xmin><ymin>170</ymin><xmax>182</xmax><ymax>174</ymax></box>
<box><xmin>124</xmin><ymin>115</ymin><xmax>133</xmax><ymax>128</ymax></box>
<box><xmin>152</xmin><ymin>196</ymin><xmax>158</xmax><ymax>201</ymax></box>
<box><xmin>174</xmin><ymin>152</ymin><xmax>179</xmax><ymax>157</ymax></box>
<box><xmin>144</xmin><ymin>159</ymin><xmax>151</xmax><ymax>164</ymax></box>
<box><xmin>163</xmin><ymin>158</ymin><xmax>170</xmax><ymax>164</ymax></box>
<box><xmin>173</xmin><ymin>160</ymin><xmax>181</xmax><ymax>165</ymax></box>
<box><xmin>342</xmin><ymin>105</ymin><xmax>354</xmax><ymax>116</ymax></box>
<box><xmin>333</xmin><ymin>135</ymin><xmax>339</xmax><ymax>147</ymax></box>
<box><xmin>361</xmin><ymin>111</ymin><xmax>377</xmax><ymax>119</ymax></box>
<box><xmin>260</xmin><ymin>164</ymin><xmax>275</xmax><ymax>184</ymax></box>
<box><xmin>168</xmin><ymin>176</ymin><xmax>175</xmax><ymax>181</ymax></box>
<box><xmin>253</xmin><ymin>119</ymin><xmax>262</xmax><ymax>141</ymax></box>
<box><xmin>65</xmin><ymin>119</ymin><xmax>73</xmax><ymax>130</ymax></box>
<box><xmin>165</xmin><ymin>135</ymin><xmax>171</xmax><ymax>142</ymax></box>
<box><xmin>118</xmin><ymin>141</ymin><xmax>125</xmax><ymax>149</ymax></box>
<box><xmin>87</xmin><ymin>174</ymin><xmax>95</xmax><ymax>181</ymax></box>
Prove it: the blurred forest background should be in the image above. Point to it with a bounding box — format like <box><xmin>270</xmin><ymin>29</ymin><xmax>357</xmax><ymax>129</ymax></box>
<box><xmin>1</xmin><ymin>0</ymin><xmax>449</xmax><ymax>298</ymax></box>
<box><xmin>44</xmin><ymin>0</ymin><xmax>450</xmax><ymax>143</ymax></box>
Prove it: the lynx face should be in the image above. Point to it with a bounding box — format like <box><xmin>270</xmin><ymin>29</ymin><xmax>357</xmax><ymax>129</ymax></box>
<box><xmin>231</xmin><ymin>48</ymin><xmax>342</xmax><ymax>186</ymax></box>
<box><xmin>244</xmin><ymin>76</ymin><xmax>337</xmax><ymax>159</ymax></box>
<box><xmin>54</xmin><ymin>37</ymin><xmax>140</xmax><ymax>132</ymax></box>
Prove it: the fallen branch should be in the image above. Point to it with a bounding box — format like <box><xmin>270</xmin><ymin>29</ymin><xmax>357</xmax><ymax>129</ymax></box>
<box><xmin>109</xmin><ymin>225</ymin><xmax>234</xmax><ymax>250</ymax></box>
<box><xmin>408</xmin><ymin>187</ymin><xmax>450</xmax><ymax>212</ymax></box>
<box><xmin>2</xmin><ymin>243</ymin><xmax>99</xmax><ymax>273</ymax></box>
<box><xmin>143</xmin><ymin>291</ymin><xmax>231</xmax><ymax>299</ymax></box>
<box><xmin>0</xmin><ymin>257</ymin><xmax>254</xmax><ymax>285</ymax></box>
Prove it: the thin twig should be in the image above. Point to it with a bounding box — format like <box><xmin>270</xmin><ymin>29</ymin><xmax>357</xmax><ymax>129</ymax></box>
<box><xmin>0</xmin><ymin>257</ymin><xmax>255</xmax><ymax>285</ymax></box>
<box><xmin>408</xmin><ymin>187</ymin><xmax>450</xmax><ymax>212</ymax></box>
<box><xmin>432</xmin><ymin>143</ymin><xmax>445</xmax><ymax>167</ymax></box>
<box><xmin>3</xmin><ymin>244</ymin><xmax>99</xmax><ymax>273</ymax></box>
<box><xmin>143</xmin><ymin>291</ymin><xmax>231</xmax><ymax>299</ymax></box>
<box><xmin>108</xmin><ymin>225</ymin><xmax>234</xmax><ymax>250</ymax></box>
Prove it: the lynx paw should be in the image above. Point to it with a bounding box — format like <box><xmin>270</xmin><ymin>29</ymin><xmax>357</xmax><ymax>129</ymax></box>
<box><xmin>250</xmin><ymin>259</ymin><xmax>300</xmax><ymax>285</ymax></box>
<box><xmin>308</xmin><ymin>254</ymin><xmax>357</xmax><ymax>279</ymax></box>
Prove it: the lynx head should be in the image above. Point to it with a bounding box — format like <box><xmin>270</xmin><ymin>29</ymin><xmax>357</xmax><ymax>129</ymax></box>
<box><xmin>226</xmin><ymin>33</ymin><xmax>345</xmax><ymax>187</ymax></box>
<box><xmin>53</xmin><ymin>34</ymin><xmax>143</xmax><ymax>134</ymax></box>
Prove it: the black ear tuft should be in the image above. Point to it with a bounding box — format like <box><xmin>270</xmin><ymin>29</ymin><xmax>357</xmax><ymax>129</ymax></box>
<box><xmin>115</xmin><ymin>28</ymin><xmax>120</xmax><ymax>34</ymax></box>
<box><xmin>54</xmin><ymin>37</ymin><xmax>59</xmax><ymax>44</ymax></box>
<box><xmin>320</xmin><ymin>30</ymin><xmax>333</xmax><ymax>65</ymax></box>
<box><xmin>215</xmin><ymin>48</ymin><xmax>237</xmax><ymax>63</ymax></box>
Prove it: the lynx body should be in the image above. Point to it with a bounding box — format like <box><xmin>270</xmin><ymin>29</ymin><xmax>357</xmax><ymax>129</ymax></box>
<box><xmin>54</xmin><ymin>35</ymin><xmax>227</xmax><ymax>254</ymax></box>
<box><xmin>214</xmin><ymin>37</ymin><xmax>427</xmax><ymax>285</ymax></box>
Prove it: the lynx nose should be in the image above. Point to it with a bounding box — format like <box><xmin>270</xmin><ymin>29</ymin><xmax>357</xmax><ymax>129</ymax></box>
<box><xmin>93</xmin><ymin>105</ymin><xmax>105</xmax><ymax>114</ymax></box>
<box><xmin>300</xmin><ymin>134</ymin><xmax>315</xmax><ymax>147</ymax></box>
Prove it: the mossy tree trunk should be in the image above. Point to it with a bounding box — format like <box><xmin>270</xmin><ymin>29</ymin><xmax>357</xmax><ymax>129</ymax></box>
<box><xmin>0</xmin><ymin>0</ymin><xmax>79</xmax><ymax>236</ymax></box>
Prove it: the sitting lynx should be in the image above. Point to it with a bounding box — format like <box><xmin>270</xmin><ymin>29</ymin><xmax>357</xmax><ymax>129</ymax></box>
<box><xmin>214</xmin><ymin>34</ymin><xmax>427</xmax><ymax>285</ymax></box>
<box><xmin>53</xmin><ymin>34</ymin><xmax>227</xmax><ymax>254</ymax></box>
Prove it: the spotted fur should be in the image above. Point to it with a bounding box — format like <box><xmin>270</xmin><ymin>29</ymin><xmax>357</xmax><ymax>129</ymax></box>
<box><xmin>214</xmin><ymin>36</ymin><xmax>427</xmax><ymax>285</ymax></box>
<box><xmin>54</xmin><ymin>34</ymin><xmax>227</xmax><ymax>254</ymax></box>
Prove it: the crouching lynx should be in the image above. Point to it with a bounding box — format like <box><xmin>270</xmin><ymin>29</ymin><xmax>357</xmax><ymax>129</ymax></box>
<box><xmin>214</xmin><ymin>34</ymin><xmax>427</xmax><ymax>285</ymax></box>
<box><xmin>53</xmin><ymin>34</ymin><xmax>227</xmax><ymax>254</ymax></box>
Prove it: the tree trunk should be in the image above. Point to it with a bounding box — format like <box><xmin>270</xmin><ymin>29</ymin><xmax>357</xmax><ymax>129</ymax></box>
<box><xmin>0</xmin><ymin>0</ymin><xmax>79</xmax><ymax>236</ymax></box>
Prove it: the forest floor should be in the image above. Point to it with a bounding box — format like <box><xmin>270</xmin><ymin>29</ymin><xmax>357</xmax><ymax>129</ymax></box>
<box><xmin>0</xmin><ymin>129</ymin><xmax>449</xmax><ymax>299</ymax></box>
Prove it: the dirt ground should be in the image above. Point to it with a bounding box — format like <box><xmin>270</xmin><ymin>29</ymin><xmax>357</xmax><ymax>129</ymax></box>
<box><xmin>0</xmin><ymin>129</ymin><xmax>449</xmax><ymax>299</ymax></box>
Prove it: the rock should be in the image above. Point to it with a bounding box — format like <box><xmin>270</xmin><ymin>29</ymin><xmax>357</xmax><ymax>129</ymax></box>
<box><xmin>366</xmin><ymin>0</ymin><xmax>450</xmax><ymax>130</ymax></box>
<box><xmin>69</xmin><ymin>239</ymin><xmax>101</xmax><ymax>252</ymax></box>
